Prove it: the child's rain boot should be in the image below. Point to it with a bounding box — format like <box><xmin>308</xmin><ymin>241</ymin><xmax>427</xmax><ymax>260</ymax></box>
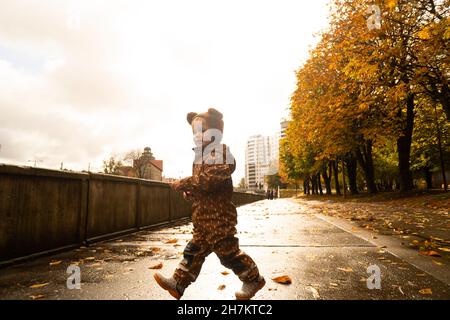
<box><xmin>154</xmin><ymin>273</ymin><xmax>185</xmax><ymax>300</ymax></box>
<box><xmin>235</xmin><ymin>276</ymin><xmax>266</xmax><ymax>300</ymax></box>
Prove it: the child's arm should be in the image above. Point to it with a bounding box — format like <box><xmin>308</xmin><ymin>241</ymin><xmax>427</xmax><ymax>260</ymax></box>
<box><xmin>170</xmin><ymin>162</ymin><xmax>233</xmax><ymax>193</ymax></box>
<box><xmin>171</xmin><ymin>145</ymin><xmax>236</xmax><ymax>193</ymax></box>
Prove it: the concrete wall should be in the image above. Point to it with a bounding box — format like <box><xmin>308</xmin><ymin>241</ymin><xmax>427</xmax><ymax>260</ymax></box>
<box><xmin>0</xmin><ymin>164</ymin><xmax>263</xmax><ymax>265</ymax></box>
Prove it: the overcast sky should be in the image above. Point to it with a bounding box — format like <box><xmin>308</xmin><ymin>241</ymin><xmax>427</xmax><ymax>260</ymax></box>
<box><xmin>0</xmin><ymin>0</ymin><xmax>330</xmax><ymax>183</ymax></box>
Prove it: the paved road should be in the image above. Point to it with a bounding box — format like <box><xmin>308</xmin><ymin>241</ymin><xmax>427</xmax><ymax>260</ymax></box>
<box><xmin>0</xmin><ymin>199</ymin><xmax>448</xmax><ymax>300</ymax></box>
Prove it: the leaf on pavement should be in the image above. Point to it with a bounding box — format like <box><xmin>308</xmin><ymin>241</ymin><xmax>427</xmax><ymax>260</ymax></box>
<box><xmin>419</xmin><ymin>288</ymin><xmax>432</xmax><ymax>295</ymax></box>
<box><xmin>337</xmin><ymin>267</ymin><xmax>353</xmax><ymax>272</ymax></box>
<box><xmin>329</xmin><ymin>283</ymin><xmax>338</xmax><ymax>287</ymax></box>
<box><xmin>49</xmin><ymin>260</ymin><xmax>62</xmax><ymax>266</ymax></box>
<box><xmin>432</xmin><ymin>260</ymin><xmax>443</xmax><ymax>266</ymax></box>
<box><xmin>89</xmin><ymin>263</ymin><xmax>102</xmax><ymax>268</ymax></box>
<box><xmin>165</xmin><ymin>239</ymin><xmax>178</xmax><ymax>244</ymax></box>
<box><xmin>149</xmin><ymin>262</ymin><xmax>163</xmax><ymax>269</ymax></box>
<box><xmin>221</xmin><ymin>271</ymin><xmax>230</xmax><ymax>275</ymax></box>
<box><xmin>217</xmin><ymin>284</ymin><xmax>226</xmax><ymax>290</ymax></box>
<box><xmin>419</xmin><ymin>250</ymin><xmax>441</xmax><ymax>257</ymax></box>
<box><xmin>29</xmin><ymin>283</ymin><xmax>49</xmax><ymax>289</ymax></box>
<box><xmin>272</xmin><ymin>275</ymin><xmax>292</xmax><ymax>285</ymax></box>
<box><xmin>30</xmin><ymin>295</ymin><xmax>45</xmax><ymax>300</ymax></box>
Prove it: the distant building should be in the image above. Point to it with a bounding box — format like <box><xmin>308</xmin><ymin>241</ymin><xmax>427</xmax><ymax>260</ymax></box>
<box><xmin>280</xmin><ymin>119</ymin><xmax>288</xmax><ymax>138</ymax></box>
<box><xmin>118</xmin><ymin>147</ymin><xmax>163</xmax><ymax>181</ymax></box>
<box><xmin>245</xmin><ymin>119</ymin><xmax>288</xmax><ymax>189</ymax></box>
<box><xmin>245</xmin><ymin>135</ymin><xmax>273</xmax><ymax>188</ymax></box>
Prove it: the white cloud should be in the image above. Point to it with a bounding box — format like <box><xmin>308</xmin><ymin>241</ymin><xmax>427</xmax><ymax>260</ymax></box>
<box><xmin>0</xmin><ymin>0</ymin><xmax>330</xmax><ymax>181</ymax></box>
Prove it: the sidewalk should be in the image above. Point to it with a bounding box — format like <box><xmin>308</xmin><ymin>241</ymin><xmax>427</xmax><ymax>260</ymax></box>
<box><xmin>0</xmin><ymin>199</ymin><xmax>448</xmax><ymax>300</ymax></box>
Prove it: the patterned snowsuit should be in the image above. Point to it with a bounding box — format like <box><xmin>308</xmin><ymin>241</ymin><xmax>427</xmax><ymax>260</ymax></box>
<box><xmin>171</xmin><ymin>143</ymin><xmax>261</xmax><ymax>288</ymax></box>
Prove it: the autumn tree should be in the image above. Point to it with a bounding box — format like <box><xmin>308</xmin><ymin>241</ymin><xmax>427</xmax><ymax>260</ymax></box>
<box><xmin>282</xmin><ymin>0</ymin><xmax>449</xmax><ymax>194</ymax></box>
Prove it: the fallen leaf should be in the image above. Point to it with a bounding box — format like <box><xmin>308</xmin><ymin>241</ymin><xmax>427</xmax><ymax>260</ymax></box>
<box><xmin>89</xmin><ymin>263</ymin><xmax>102</xmax><ymax>268</ymax></box>
<box><xmin>329</xmin><ymin>283</ymin><xmax>338</xmax><ymax>287</ymax></box>
<box><xmin>221</xmin><ymin>271</ymin><xmax>230</xmax><ymax>276</ymax></box>
<box><xmin>84</xmin><ymin>257</ymin><xmax>95</xmax><ymax>261</ymax></box>
<box><xmin>271</xmin><ymin>275</ymin><xmax>292</xmax><ymax>285</ymax></box>
<box><xmin>165</xmin><ymin>239</ymin><xmax>178</xmax><ymax>244</ymax></box>
<box><xmin>29</xmin><ymin>283</ymin><xmax>49</xmax><ymax>289</ymax></box>
<box><xmin>419</xmin><ymin>288</ymin><xmax>432</xmax><ymax>295</ymax></box>
<box><xmin>150</xmin><ymin>247</ymin><xmax>161</xmax><ymax>253</ymax></box>
<box><xmin>148</xmin><ymin>262</ymin><xmax>163</xmax><ymax>270</ymax></box>
<box><xmin>337</xmin><ymin>267</ymin><xmax>353</xmax><ymax>272</ymax></box>
<box><xmin>419</xmin><ymin>251</ymin><xmax>441</xmax><ymax>257</ymax></box>
<box><xmin>432</xmin><ymin>260</ymin><xmax>443</xmax><ymax>266</ymax></box>
<box><xmin>438</xmin><ymin>247</ymin><xmax>450</xmax><ymax>252</ymax></box>
<box><xmin>30</xmin><ymin>295</ymin><xmax>45</xmax><ymax>300</ymax></box>
<box><xmin>49</xmin><ymin>260</ymin><xmax>62</xmax><ymax>266</ymax></box>
<box><xmin>217</xmin><ymin>284</ymin><xmax>226</xmax><ymax>290</ymax></box>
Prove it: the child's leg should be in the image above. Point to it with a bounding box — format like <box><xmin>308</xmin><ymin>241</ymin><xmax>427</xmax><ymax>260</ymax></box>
<box><xmin>213</xmin><ymin>236</ymin><xmax>261</xmax><ymax>282</ymax></box>
<box><xmin>173</xmin><ymin>239</ymin><xmax>211</xmax><ymax>288</ymax></box>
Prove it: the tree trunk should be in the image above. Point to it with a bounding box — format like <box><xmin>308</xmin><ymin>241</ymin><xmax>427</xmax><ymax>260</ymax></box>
<box><xmin>434</xmin><ymin>104</ymin><xmax>448</xmax><ymax>191</ymax></box>
<box><xmin>317</xmin><ymin>173</ymin><xmax>323</xmax><ymax>195</ymax></box>
<box><xmin>397</xmin><ymin>93</ymin><xmax>415</xmax><ymax>191</ymax></box>
<box><xmin>311</xmin><ymin>176</ymin><xmax>317</xmax><ymax>195</ymax></box>
<box><xmin>332</xmin><ymin>160</ymin><xmax>341</xmax><ymax>195</ymax></box>
<box><xmin>354</xmin><ymin>140</ymin><xmax>377</xmax><ymax>193</ymax></box>
<box><xmin>345</xmin><ymin>155</ymin><xmax>358</xmax><ymax>194</ymax></box>
<box><xmin>322</xmin><ymin>162</ymin><xmax>332</xmax><ymax>195</ymax></box>
<box><xmin>424</xmin><ymin>167</ymin><xmax>433</xmax><ymax>190</ymax></box>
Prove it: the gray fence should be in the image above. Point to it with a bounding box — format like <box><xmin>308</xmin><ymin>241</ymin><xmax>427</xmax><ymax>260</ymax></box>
<box><xmin>0</xmin><ymin>164</ymin><xmax>263</xmax><ymax>265</ymax></box>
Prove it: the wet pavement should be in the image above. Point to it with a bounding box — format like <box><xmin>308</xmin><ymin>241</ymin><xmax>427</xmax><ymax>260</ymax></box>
<box><xmin>0</xmin><ymin>199</ymin><xmax>449</xmax><ymax>300</ymax></box>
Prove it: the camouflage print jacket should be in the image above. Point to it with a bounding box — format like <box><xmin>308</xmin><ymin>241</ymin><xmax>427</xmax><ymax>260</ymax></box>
<box><xmin>173</xmin><ymin>143</ymin><xmax>237</xmax><ymax>243</ymax></box>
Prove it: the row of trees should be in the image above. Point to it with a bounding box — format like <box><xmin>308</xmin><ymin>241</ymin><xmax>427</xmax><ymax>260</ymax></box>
<box><xmin>280</xmin><ymin>0</ymin><xmax>449</xmax><ymax>194</ymax></box>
